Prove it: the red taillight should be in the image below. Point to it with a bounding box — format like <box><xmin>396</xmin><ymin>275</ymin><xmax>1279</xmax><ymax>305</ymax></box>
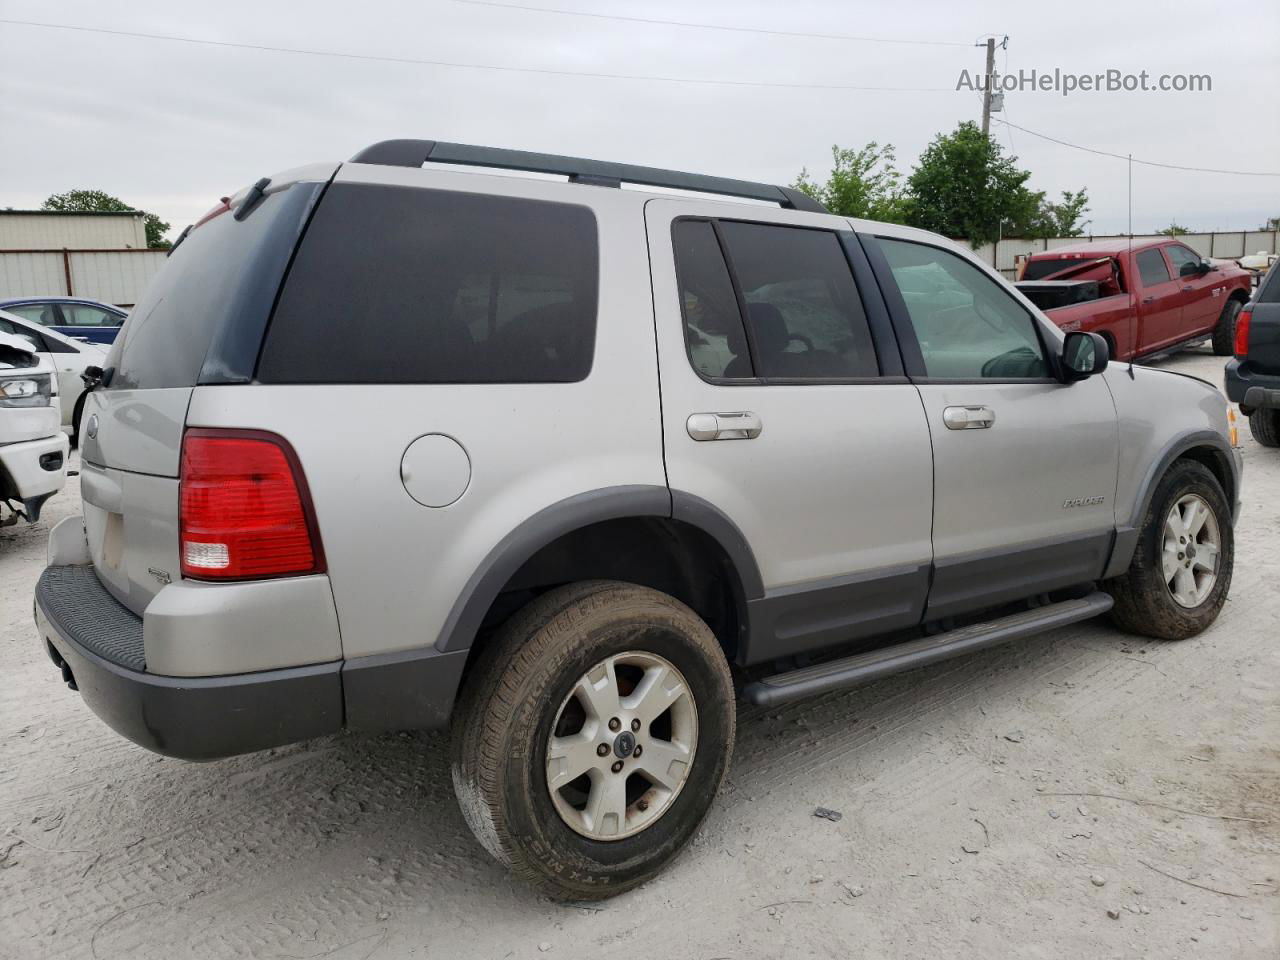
<box><xmin>1234</xmin><ymin>306</ymin><xmax>1252</xmax><ymax>359</ymax></box>
<box><xmin>179</xmin><ymin>429</ymin><xmax>323</xmax><ymax>581</ymax></box>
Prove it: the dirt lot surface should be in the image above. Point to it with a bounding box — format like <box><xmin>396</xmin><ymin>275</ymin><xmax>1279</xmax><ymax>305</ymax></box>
<box><xmin>1</xmin><ymin>346</ymin><xmax>1276</xmax><ymax>959</ymax></box>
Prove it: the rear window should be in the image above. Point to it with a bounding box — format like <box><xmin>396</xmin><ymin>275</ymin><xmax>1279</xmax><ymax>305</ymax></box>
<box><xmin>107</xmin><ymin>185</ymin><xmax>319</xmax><ymax>390</ymax></box>
<box><xmin>257</xmin><ymin>184</ymin><xmax>599</xmax><ymax>384</ymax></box>
<box><xmin>1257</xmin><ymin>261</ymin><xmax>1280</xmax><ymax>304</ymax></box>
<box><xmin>1021</xmin><ymin>258</ymin><xmax>1081</xmax><ymax>281</ymax></box>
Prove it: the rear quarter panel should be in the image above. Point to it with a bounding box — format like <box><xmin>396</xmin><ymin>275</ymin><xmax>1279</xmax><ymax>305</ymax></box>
<box><xmin>186</xmin><ymin>166</ymin><xmax>664</xmax><ymax>661</ymax></box>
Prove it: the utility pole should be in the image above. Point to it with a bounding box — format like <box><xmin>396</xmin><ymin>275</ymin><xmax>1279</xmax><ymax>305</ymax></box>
<box><xmin>980</xmin><ymin>36</ymin><xmax>996</xmax><ymax>137</ymax></box>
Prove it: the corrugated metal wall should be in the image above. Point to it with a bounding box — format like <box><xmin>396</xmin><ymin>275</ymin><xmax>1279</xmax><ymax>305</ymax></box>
<box><xmin>960</xmin><ymin>231</ymin><xmax>1277</xmax><ymax>278</ymax></box>
<box><xmin>0</xmin><ymin>213</ymin><xmax>147</xmax><ymax>250</ymax></box>
<box><xmin>0</xmin><ymin>252</ymin><xmax>65</xmax><ymax>298</ymax></box>
<box><xmin>0</xmin><ymin>250</ymin><xmax>166</xmax><ymax>306</ymax></box>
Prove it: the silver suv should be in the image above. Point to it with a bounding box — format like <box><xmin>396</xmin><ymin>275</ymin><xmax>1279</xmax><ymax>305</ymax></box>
<box><xmin>34</xmin><ymin>140</ymin><xmax>1242</xmax><ymax>899</ymax></box>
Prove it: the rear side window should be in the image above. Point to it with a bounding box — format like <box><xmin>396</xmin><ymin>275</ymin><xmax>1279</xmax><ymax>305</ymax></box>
<box><xmin>258</xmin><ymin>184</ymin><xmax>598</xmax><ymax>384</ymax></box>
<box><xmin>1135</xmin><ymin>249</ymin><xmax>1172</xmax><ymax>286</ymax></box>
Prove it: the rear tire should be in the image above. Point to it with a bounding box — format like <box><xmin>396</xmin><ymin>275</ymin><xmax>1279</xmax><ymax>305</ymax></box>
<box><xmin>451</xmin><ymin>581</ymin><xmax>735</xmax><ymax>900</ymax></box>
<box><xmin>1249</xmin><ymin>408</ymin><xmax>1280</xmax><ymax>447</ymax></box>
<box><xmin>1211</xmin><ymin>298</ymin><xmax>1242</xmax><ymax>356</ymax></box>
<box><xmin>1103</xmin><ymin>460</ymin><xmax>1233</xmax><ymax>640</ymax></box>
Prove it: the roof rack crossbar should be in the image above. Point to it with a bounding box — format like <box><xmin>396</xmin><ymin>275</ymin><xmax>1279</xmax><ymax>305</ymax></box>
<box><xmin>349</xmin><ymin>139</ymin><xmax>828</xmax><ymax>213</ymax></box>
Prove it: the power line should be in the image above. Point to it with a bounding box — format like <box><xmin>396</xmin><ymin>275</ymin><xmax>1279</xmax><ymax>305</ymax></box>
<box><xmin>0</xmin><ymin>18</ymin><xmax>952</xmax><ymax>92</ymax></box>
<box><xmin>993</xmin><ymin>118</ymin><xmax>1280</xmax><ymax>177</ymax></box>
<box><xmin>452</xmin><ymin>0</ymin><xmax>972</xmax><ymax>47</ymax></box>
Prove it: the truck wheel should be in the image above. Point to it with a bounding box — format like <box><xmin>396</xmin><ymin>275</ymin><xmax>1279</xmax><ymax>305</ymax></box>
<box><xmin>1249</xmin><ymin>408</ymin><xmax>1280</xmax><ymax>447</ymax></box>
<box><xmin>451</xmin><ymin>581</ymin><xmax>735</xmax><ymax>900</ymax></box>
<box><xmin>1103</xmin><ymin>459</ymin><xmax>1233</xmax><ymax>640</ymax></box>
<box><xmin>1211</xmin><ymin>298</ymin><xmax>1242</xmax><ymax>356</ymax></box>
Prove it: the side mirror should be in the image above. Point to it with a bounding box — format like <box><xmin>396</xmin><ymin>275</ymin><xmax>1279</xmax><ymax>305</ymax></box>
<box><xmin>1199</xmin><ymin>259</ymin><xmax>1214</xmax><ymax>274</ymax></box>
<box><xmin>1061</xmin><ymin>331</ymin><xmax>1108</xmax><ymax>382</ymax></box>
<box><xmin>81</xmin><ymin>365</ymin><xmax>104</xmax><ymax>390</ymax></box>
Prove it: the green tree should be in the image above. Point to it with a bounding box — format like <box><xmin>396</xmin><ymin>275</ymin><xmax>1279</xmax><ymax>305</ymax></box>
<box><xmin>1159</xmin><ymin>222</ymin><xmax>1190</xmax><ymax>236</ymax></box>
<box><xmin>793</xmin><ymin>143</ymin><xmax>907</xmax><ymax>222</ymax></box>
<box><xmin>41</xmin><ymin>189</ymin><xmax>171</xmax><ymax>249</ymax></box>
<box><xmin>1028</xmin><ymin>189</ymin><xmax>1091</xmax><ymax>239</ymax></box>
<box><xmin>903</xmin><ymin>121</ymin><xmax>1044</xmax><ymax>246</ymax></box>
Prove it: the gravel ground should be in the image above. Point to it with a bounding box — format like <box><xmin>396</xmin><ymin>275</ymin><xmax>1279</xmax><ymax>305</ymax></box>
<box><xmin>1</xmin><ymin>346</ymin><xmax>1276</xmax><ymax>960</ymax></box>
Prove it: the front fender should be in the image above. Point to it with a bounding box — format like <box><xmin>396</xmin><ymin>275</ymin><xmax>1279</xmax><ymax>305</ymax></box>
<box><xmin>1101</xmin><ymin>365</ymin><xmax>1240</xmax><ymax>578</ymax></box>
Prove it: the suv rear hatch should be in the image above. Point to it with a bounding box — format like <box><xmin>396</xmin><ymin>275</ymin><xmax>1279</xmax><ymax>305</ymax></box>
<box><xmin>80</xmin><ymin>165</ymin><xmax>335</xmax><ymax>614</ymax></box>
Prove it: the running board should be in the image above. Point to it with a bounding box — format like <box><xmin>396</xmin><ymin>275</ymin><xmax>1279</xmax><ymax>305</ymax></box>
<box><xmin>743</xmin><ymin>591</ymin><xmax>1114</xmax><ymax>707</ymax></box>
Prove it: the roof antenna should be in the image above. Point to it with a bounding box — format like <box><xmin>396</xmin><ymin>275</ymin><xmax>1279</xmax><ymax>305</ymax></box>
<box><xmin>1126</xmin><ymin>152</ymin><xmax>1135</xmax><ymax>379</ymax></box>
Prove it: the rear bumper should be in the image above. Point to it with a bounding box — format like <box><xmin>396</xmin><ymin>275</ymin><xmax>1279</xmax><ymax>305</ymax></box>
<box><xmin>1224</xmin><ymin>359</ymin><xmax>1280</xmax><ymax>408</ymax></box>
<box><xmin>34</xmin><ymin>561</ymin><xmax>470</xmax><ymax>760</ymax></box>
<box><xmin>36</xmin><ymin>564</ymin><xmax>343</xmax><ymax>760</ymax></box>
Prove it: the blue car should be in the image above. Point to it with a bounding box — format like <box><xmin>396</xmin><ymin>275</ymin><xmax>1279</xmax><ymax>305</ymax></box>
<box><xmin>0</xmin><ymin>297</ymin><xmax>127</xmax><ymax>344</ymax></box>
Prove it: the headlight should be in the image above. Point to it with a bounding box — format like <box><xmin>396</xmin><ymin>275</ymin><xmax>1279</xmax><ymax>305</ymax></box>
<box><xmin>0</xmin><ymin>373</ymin><xmax>52</xmax><ymax>407</ymax></box>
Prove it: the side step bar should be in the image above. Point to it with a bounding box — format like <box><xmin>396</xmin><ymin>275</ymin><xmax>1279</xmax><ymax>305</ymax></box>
<box><xmin>744</xmin><ymin>591</ymin><xmax>1114</xmax><ymax>707</ymax></box>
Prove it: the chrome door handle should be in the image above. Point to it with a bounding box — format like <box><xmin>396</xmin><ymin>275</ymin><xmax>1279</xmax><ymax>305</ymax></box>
<box><xmin>687</xmin><ymin>411</ymin><xmax>763</xmax><ymax>441</ymax></box>
<box><xmin>943</xmin><ymin>405</ymin><xmax>996</xmax><ymax>430</ymax></box>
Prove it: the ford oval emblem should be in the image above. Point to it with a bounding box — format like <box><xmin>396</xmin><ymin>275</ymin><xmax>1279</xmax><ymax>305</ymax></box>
<box><xmin>86</xmin><ymin>413</ymin><xmax>99</xmax><ymax>439</ymax></box>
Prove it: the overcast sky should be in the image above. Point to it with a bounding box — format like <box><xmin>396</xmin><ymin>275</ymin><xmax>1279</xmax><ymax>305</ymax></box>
<box><xmin>2</xmin><ymin>0</ymin><xmax>1277</xmax><ymax>240</ymax></box>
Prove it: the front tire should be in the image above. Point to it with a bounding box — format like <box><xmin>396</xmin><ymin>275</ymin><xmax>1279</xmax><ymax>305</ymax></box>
<box><xmin>1249</xmin><ymin>408</ymin><xmax>1280</xmax><ymax>447</ymax></box>
<box><xmin>1103</xmin><ymin>460</ymin><xmax>1233</xmax><ymax>640</ymax></box>
<box><xmin>1211</xmin><ymin>298</ymin><xmax>1242</xmax><ymax>356</ymax></box>
<box><xmin>451</xmin><ymin>581</ymin><xmax>735</xmax><ymax>900</ymax></box>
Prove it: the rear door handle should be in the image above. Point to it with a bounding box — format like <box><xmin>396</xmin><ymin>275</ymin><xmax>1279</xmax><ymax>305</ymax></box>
<box><xmin>1142</xmin><ymin>296</ymin><xmax>1156</xmax><ymax>304</ymax></box>
<box><xmin>687</xmin><ymin>411</ymin><xmax>763</xmax><ymax>441</ymax></box>
<box><xmin>943</xmin><ymin>405</ymin><xmax>996</xmax><ymax>430</ymax></box>
<box><xmin>1182</xmin><ymin>285</ymin><xmax>1194</xmax><ymax>292</ymax></box>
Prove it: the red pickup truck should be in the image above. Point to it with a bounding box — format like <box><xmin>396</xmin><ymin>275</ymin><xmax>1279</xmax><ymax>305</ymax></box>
<box><xmin>1015</xmin><ymin>239</ymin><xmax>1253</xmax><ymax>361</ymax></box>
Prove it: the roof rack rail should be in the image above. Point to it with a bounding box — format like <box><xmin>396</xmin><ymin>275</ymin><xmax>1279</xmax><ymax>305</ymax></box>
<box><xmin>349</xmin><ymin>139</ymin><xmax>828</xmax><ymax>214</ymax></box>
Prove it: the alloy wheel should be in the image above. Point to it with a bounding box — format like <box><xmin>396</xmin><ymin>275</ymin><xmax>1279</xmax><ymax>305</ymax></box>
<box><xmin>545</xmin><ymin>651</ymin><xmax>698</xmax><ymax>840</ymax></box>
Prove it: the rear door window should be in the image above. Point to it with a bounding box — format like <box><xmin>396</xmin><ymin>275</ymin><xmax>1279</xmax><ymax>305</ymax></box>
<box><xmin>258</xmin><ymin>184</ymin><xmax>599</xmax><ymax>384</ymax></box>
<box><xmin>718</xmin><ymin>222</ymin><xmax>879</xmax><ymax>380</ymax></box>
<box><xmin>671</xmin><ymin>220</ymin><xmax>752</xmax><ymax>379</ymax></box>
<box><xmin>1135</xmin><ymin>249</ymin><xmax>1172</xmax><ymax>287</ymax></box>
<box><xmin>670</xmin><ymin>218</ymin><xmax>880</xmax><ymax>382</ymax></box>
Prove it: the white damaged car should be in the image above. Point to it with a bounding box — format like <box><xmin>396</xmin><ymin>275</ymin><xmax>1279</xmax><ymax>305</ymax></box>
<box><xmin>0</xmin><ymin>332</ymin><xmax>68</xmax><ymax>526</ymax></box>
